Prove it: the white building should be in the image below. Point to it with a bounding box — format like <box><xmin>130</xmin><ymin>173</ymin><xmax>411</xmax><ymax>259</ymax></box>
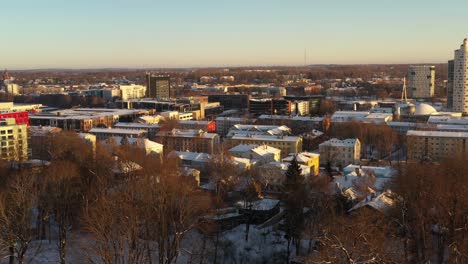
<box><xmin>407</xmin><ymin>65</ymin><xmax>435</xmax><ymax>98</ymax></box>
<box><xmin>229</xmin><ymin>144</ymin><xmax>281</xmax><ymax>164</ymax></box>
<box><xmin>319</xmin><ymin>138</ymin><xmax>361</xmax><ymax>168</ymax></box>
<box><xmin>119</xmin><ymin>84</ymin><xmax>147</xmax><ymax>100</ymax></box>
<box><xmin>452</xmin><ymin>38</ymin><xmax>468</xmax><ymax>113</ymax></box>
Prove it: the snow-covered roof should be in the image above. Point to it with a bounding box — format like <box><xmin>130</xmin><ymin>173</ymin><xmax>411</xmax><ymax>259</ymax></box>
<box><xmin>89</xmin><ymin>127</ymin><xmax>146</xmax><ymax>135</ymax></box>
<box><xmin>231</xmin><ymin>134</ymin><xmax>301</xmax><ymax>142</ymax></box>
<box><xmin>235</xmin><ymin>199</ymin><xmax>280</xmax><ymax>211</ymax></box>
<box><xmin>319</xmin><ymin>138</ymin><xmax>359</xmax><ymax>147</ymax></box>
<box><xmin>170</xmin><ymin>151</ymin><xmax>212</xmax><ymax>162</ymax></box>
<box><xmin>343</xmin><ymin>165</ymin><xmax>395</xmax><ymax>178</ymax></box>
<box><xmin>282</xmin><ymin>152</ymin><xmax>319</xmax><ymax>163</ymax></box>
<box><xmin>348</xmin><ymin>190</ymin><xmax>397</xmax><ymax>214</ymax></box>
<box><xmin>258</xmin><ymin>115</ymin><xmax>323</xmax><ymax>122</ymax></box>
<box><xmin>407</xmin><ymin>130</ymin><xmax>468</xmax><ymax>138</ymax></box>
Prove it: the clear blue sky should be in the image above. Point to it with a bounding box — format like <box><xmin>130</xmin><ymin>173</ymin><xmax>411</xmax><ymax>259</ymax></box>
<box><xmin>1</xmin><ymin>0</ymin><xmax>467</xmax><ymax>69</ymax></box>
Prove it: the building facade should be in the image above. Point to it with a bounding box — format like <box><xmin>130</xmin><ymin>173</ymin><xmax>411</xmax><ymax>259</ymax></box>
<box><xmin>447</xmin><ymin>60</ymin><xmax>455</xmax><ymax>110</ymax></box>
<box><xmin>452</xmin><ymin>38</ymin><xmax>468</xmax><ymax>113</ymax></box>
<box><xmin>407</xmin><ymin>130</ymin><xmax>468</xmax><ymax>161</ymax></box>
<box><xmin>155</xmin><ymin>129</ymin><xmax>220</xmax><ymax>154</ymax></box>
<box><xmin>319</xmin><ymin>138</ymin><xmax>361</xmax><ymax>168</ymax></box>
<box><xmin>0</xmin><ymin>118</ymin><xmax>28</xmax><ymax>161</ymax></box>
<box><xmin>407</xmin><ymin>65</ymin><xmax>435</xmax><ymax>98</ymax></box>
<box><xmin>119</xmin><ymin>84</ymin><xmax>146</xmax><ymax>100</ymax></box>
<box><xmin>146</xmin><ymin>74</ymin><xmax>171</xmax><ymax>99</ymax></box>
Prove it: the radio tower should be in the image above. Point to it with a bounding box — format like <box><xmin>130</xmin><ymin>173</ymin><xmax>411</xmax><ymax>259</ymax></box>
<box><xmin>401</xmin><ymin>77</ymin><xmax>408</xmax><ymax>102</ymax></box>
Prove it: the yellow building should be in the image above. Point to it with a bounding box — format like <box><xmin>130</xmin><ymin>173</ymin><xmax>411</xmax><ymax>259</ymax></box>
<box><xmin>282</xmin><ymin>152</ymin><xmax>320</xmax><ymax>176</ymax></box>
<box><xmin>0</xmin><ymin>118</ymin><xmax>28</xmax><ymax>161</ymax></box>
<box><xmin>407</xmin><ymin>130</ymin><xmax>468</xmax><ymax>161</ymax></box>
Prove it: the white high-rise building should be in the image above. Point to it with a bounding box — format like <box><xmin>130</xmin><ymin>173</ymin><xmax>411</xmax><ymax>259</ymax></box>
<box><xmin>452</xmin><ymin>38</ymin><xmax>468</xmax><ymax>113</ymax></box>
<box><xmin>407</xmin><ymin>65</ymin><xmax>435</xmax><ymax>98</ymax></box>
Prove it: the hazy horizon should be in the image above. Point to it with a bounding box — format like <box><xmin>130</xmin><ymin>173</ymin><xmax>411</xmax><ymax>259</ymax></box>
<box><xmin>2</xmin><ymin>0</ymin><xmax>468</xmax><ymax>69</ymax></box>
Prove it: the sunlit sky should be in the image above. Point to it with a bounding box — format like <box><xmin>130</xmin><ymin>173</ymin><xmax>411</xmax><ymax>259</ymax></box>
<box><xmin>1</xmin><ymin>0</ymin><xmax>468</xmax><ymax>69</ymax></box>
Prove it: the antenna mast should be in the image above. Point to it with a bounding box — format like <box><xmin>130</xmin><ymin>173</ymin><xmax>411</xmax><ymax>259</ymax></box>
<box><xmin>401</xmin><ymin>77</ymin><xmax>408</xmax><ymax>102</ymax></box>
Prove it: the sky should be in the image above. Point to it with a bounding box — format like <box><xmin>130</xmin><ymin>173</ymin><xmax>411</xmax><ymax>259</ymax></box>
<box><xmin>1</xmin><ymin>0</ymin><xmax>468</xmax><ymax>69</ymax></box>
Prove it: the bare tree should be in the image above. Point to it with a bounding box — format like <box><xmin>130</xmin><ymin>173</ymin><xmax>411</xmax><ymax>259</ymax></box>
<box><xmin>0</xmin><ymin>171</ymin><xmax>38</xmax><ymax>264</ymax></box>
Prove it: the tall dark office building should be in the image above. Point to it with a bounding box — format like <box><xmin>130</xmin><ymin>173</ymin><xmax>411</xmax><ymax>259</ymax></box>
<box><xmin>146</xmin><ymin>74</ymin><xmax>171</xmax><ymax>99</ymax></box>
<box><xmin>447</xmin><ymin>60</ymin><xmax>454</xmax><ymax>110</ymax></box>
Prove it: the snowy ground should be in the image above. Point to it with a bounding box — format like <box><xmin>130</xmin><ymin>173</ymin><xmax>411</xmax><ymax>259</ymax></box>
<box><xmin>1</xmin><ymin>225</ymin><xmax>295</xmax><ymax>264</ymax></box>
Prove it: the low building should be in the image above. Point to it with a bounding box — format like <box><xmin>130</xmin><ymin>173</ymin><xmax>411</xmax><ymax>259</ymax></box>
<box><xmin>229</xmin><ymin>134</ymin><xmax>303</xmax><ymax>155</ymax></box>
<box><xmin>167</xmin><ymin>151</ymin><xmax>212</xmax><ymax>175</ymax></box>
<box><xmin>215</xmin><ymin>117</ymin><xmax>256</xmax><ymax>136</ymax></box>
<box><xmin>0</xmin><ymin>118</ymin><xmax>28</xmax><ymax>161</ymax></box>
<box><xmin>89</xmin><ymin>127</ymin><xmax>147</xmax><ymax>141</ymax></box>
<box><xmin>282</xmin><ymin>152</ymin><xmax>320</xmax><ymax>176</ymax></box>
<box><xmin>155</xmin><ymin>129</ymin><xmax>220</xmax><ymax>154</ymax></box>
<box><xmin>178</xmin><ymin>120</ymin><xmax>216</xmax><ymax>133</ymax></box>
<box><xmin>226</xmin><ymin>124</ymin><xmax>291</xmax><ymax>138</ymax></box>
<box><xmin>114</xmin><ymin>122</ymin><xmax>161</xmax><ymax>140</ymax></box>
<box><xmin>29</xmin><ymin>108</ymin><xmax>145</xmax><ymax>132</ymax></box>
<box><xmin>319</xmin><ymin>138</ymin><xmax>361</xmax><ymax>168</ymax></box>
<box><xmin>229</xmin><ymin>144</ymin><xmax>281</xmax><ymax>164</ymax></box>
<box><xmin>257</xmin><ymin>162</ymin><xmax>311</xmax><ymax>192</ymax></box>
<box><xmin>407</xmin><ymin>130</ymin><xmax>468</xmax><ymax>161</ymax></box>
<box><xmin>104</xmin><ymin>136</ymin><xmax>163</xmax><ymax>156</ymax></box>
<box><xmin>256</xmin><ymin>115</ymin><xmax>323</xmax><ymax>134</ymax></box>
<box><xmin>331</xmin><ymin>111</ymin><xmax>369</xmax><ymax>123</ymax></box>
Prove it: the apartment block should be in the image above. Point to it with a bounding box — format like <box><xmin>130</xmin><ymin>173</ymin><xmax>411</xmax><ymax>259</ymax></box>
<box><xmin>407</xmin><ymin>65</ymin><xmax>435</xmax><ymax>98</ymax></box>
<box><xmin>0</xmin><ymin>118</ymin><xmax>28</xmax><ymax>161</ymax></box>
<box><xmin>407</xmin><ymin>130</ymin><xmax>468</xmax><ymax>161</ymax></box>
<box><xmin>452</xmin><ymin>38</ymin><xmax>468</xmax><ymax>113</ymax></box>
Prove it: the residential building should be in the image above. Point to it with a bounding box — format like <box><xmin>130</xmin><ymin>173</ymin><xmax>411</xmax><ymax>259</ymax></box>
<box><xmin>452</xmin><ymin>38</ymin><xmax>468</xmax><ymax>113</ymax></box>
<box><xmin>229</xmin><ymin>144</ymin><xmax>281</xmax><ymax>164</ymax></box>
<box><xmin>407</xmin><ymin>65</ymin><xmax>435</xmax><ymax>98</ymax></box>
<box><xmin>155</xmin><ymin>129</ymin><xmax>220</xmax><ymax>154</ymax></box>
<box><xmin>146</xmin><ymin>74</ymin><xmax>171</xmax><ymax>99</ymax></box>
<box><xmin>229</xmin><ymin>134</ymin><xmax>302</xmax><ymax>154</ymax></box>
<box><xmin>0</xmin><ymin>111</ymin><xmax>29</xmax><ymax>126</ymax></box>
<box><xmin>282</xmin><ymin>152</ymin><xmax>320</xmax><ymax>176</ymax></box>
<box><xmin>0</xmin><ymin>118</ymin><xmax>28</xmax><ymax>161</ymax></box>
<box><xmin>407</xmin><ymin>130</ymin><xmax>468</xmax><ymax>161</ymax></box>
<box><xmin>319</xmin><ymin>138</ymin><xmax>361</xmax><ymax>168</ymax></box>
